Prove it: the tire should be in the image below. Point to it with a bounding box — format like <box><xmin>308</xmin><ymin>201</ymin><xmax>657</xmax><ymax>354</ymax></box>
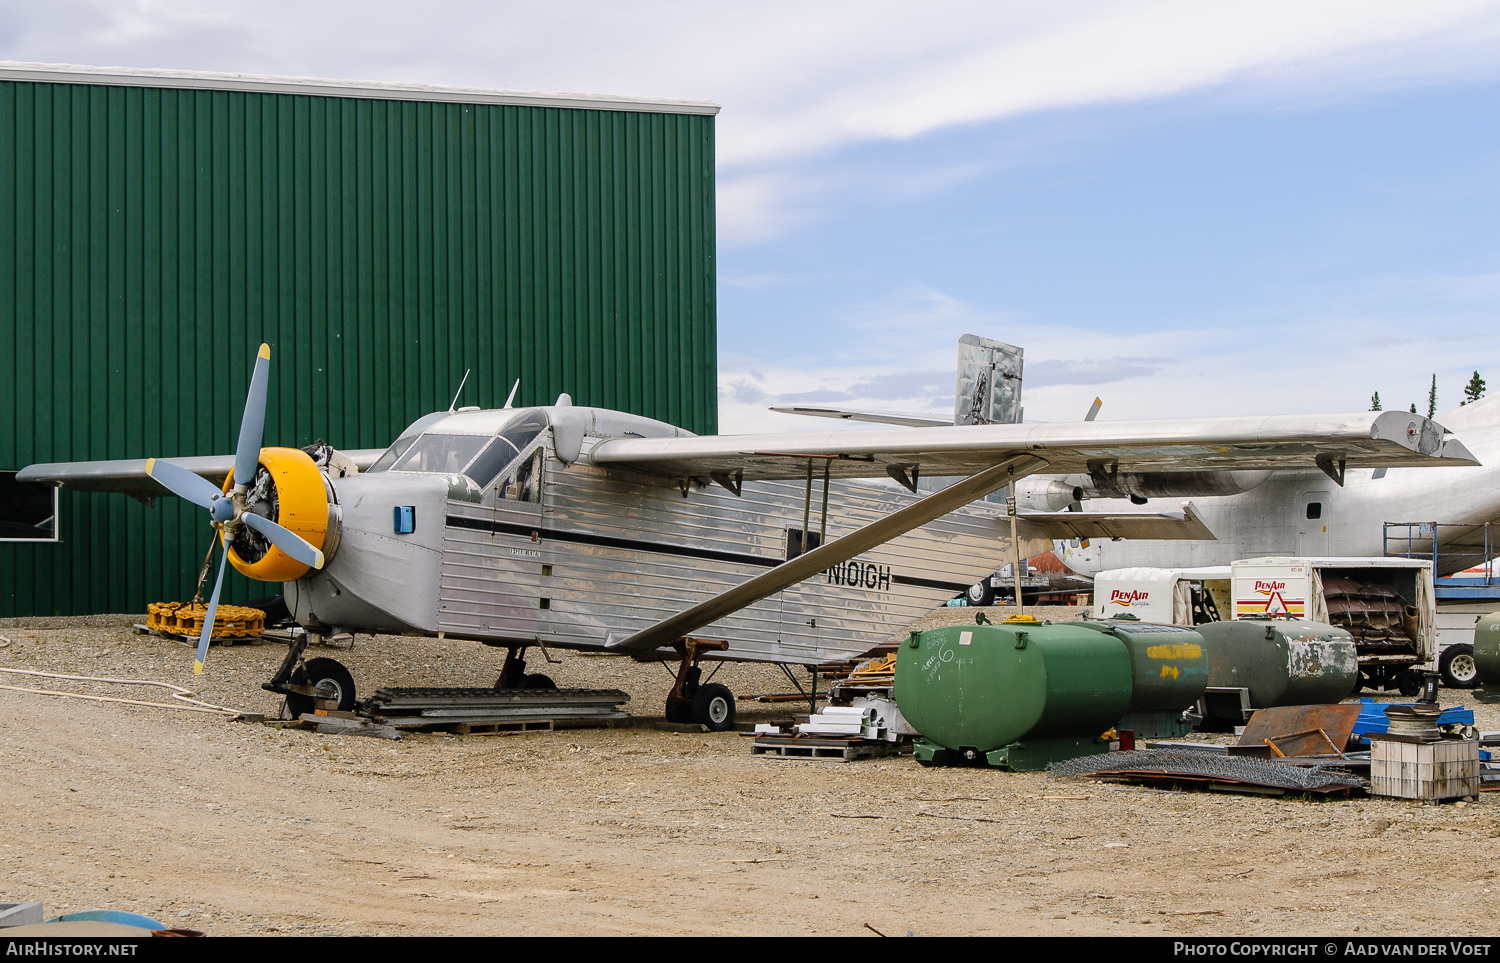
<box><xmin>966</xmin><ymin>580</ymin><xmax>995</xmax><ymax>607</ymax></box>
<box><xmin>691</xmin><ymin>683</ymin><xmax>736</xmax><ymax>732</ymax></box>
<box><xmin>1397</xmin><ymin>668</ymin><xmax>1424</xmax><ymax>698</ymax></box>
<box><xmin>287</xmin><ymin>657</ymin><xmax>357</xmax><ymax>718</ymax></box>
<box><xmin>1440</xmin><ymin>644</ymin><xmax>1480</xmax><ymax>689</ymax></box>
<box><xmin>664</xmin><ymin>697</ymin><xmax>692</xmax><ymax>723</ymax></box>
<box><xmin>522</xmin><ymin>673</ymin><xmax>556</xmax><ymax>690</ymax></box>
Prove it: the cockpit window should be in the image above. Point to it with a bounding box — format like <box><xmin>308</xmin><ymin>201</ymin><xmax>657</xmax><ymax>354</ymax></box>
<box><xmin>467</xmin><ymin>411</ymin><xmax>550</xmax><ymax>488</ymax></box>
<box><xmin>367</xmin><ymin>412</ymin><xmax>449</xmax><ymax>473</ymax></box>
<box><xmin>389</xmin><ymin>434</ymin><xmax>491</xmax><ymax>475</ymax></box>
<box><xmin>465</xmin><ymin>437</ymin><xmax>521</xmax><ymax>488</ymax></box>
<box><xmin>372</xmin><ymin>409</ymin><xmax>553</xmax><ymax>484</ymax></box>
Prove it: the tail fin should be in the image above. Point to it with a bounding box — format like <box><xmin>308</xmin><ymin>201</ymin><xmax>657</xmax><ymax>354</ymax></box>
<box><xmin>954</xmin><ymin>334</ymin><xmax>1024</xmax><ymax>425</ymax></box>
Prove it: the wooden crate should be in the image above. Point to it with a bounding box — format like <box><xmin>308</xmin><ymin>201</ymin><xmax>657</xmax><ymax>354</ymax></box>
<box><xmin>1370</xmin><ymin>737</ymin><xmax>1479</xmax><ymax>801</ymax></box>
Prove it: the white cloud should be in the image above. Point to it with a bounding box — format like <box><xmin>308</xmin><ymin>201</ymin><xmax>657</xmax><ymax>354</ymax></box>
<box><xmin>7</xmin><ymin>2</ymin><xmax>1500</xmax><ymax>243</ymax></box>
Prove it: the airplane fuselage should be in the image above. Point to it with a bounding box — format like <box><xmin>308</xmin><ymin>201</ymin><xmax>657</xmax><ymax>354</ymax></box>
<box><xmin>285</xmin><ymin>406</ymin><xmax>1031</xmax><ymax>665</ymax></box>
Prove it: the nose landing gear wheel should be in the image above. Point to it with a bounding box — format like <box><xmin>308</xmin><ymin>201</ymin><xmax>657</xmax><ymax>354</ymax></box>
<box><xmin>286</xmin><ymin>657</ymin><xmax>357</xmax><ymax>718</ymax></box>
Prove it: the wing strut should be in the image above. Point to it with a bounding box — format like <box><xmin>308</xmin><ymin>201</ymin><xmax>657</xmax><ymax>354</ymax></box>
<box><xmin>606</xmin><ymin>454</ymin><xmax>1049</xmax><ymax>653</ymax></box>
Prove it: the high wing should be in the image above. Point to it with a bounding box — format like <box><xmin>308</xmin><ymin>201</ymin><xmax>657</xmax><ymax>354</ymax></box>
<box><xmin>589</xmin><ymin>411</ymin><xmax>1474</xmax><ymax>482</ymax></box>
<box><xmin>17</xmin><ymin>449</ymin><xmax>388</xmax><ymax>500</ymax></box>
<box><xmin>601</xmin><ymin>413</ymin><xmax>1474</xmax><ymax>652</ymax></box>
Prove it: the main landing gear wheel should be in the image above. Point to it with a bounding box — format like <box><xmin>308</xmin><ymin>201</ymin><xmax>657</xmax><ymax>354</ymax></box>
<box><xmin>966</xmin><ymin>580</ymin><xmax>995</xmax><ymax>607</ymax></box>
<box><xmin>691</xmin><ymin>683</ymin><xmax>736</xmax><ymax>731</ymax></box>
<box><xmin>286</xmin><ymin>657</ymin><xmax>357</xmax><ymax>718</ymax></box>
<box><xmin>1440</xmin><ymin>644</ymin><xmax>1479</xmax><ymax>689</ymax></box>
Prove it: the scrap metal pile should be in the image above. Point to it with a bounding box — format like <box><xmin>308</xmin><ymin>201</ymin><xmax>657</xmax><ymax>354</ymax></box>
<box><xmin>1049</xmin><ymin>748</ymin><xmax>1369</xmax><ymax>795</ymax></box>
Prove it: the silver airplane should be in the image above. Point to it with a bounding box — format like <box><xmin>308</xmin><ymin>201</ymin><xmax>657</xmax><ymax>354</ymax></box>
<box><xmin>19</xmin><ymin>344</ymin><xmax>1475</xmax><ymax>729</ymax></box>
<box><xmin>1020</xmin><ymin>393</ymin><xmax>1500</xmax><ymax>578</ymax></box>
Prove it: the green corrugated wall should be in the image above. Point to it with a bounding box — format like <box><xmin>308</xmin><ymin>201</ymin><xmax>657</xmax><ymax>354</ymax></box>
<box><xmin>0</xmin><ymin>78</ymin><xmax>716</xmax><ymax>616</ymax></box>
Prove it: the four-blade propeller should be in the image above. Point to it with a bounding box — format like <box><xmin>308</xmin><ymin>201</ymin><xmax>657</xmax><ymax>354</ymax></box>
<box><xmin>144</xmin><ymin>344</ymin><xmax>324</xmax><ymax>674</ymax></box>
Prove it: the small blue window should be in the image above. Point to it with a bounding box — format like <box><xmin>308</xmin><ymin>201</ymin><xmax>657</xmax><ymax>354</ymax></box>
<box><xmin>394</xmin><ymin>506</ymin><xmax>416</xmax><ymax>534</ymax></box>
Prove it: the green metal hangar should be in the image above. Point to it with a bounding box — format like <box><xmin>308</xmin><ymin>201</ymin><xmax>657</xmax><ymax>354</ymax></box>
<box><xmin>0</xmin><ymin>62</ymin><xmax>719</xmax><ymax>617</ymax></box>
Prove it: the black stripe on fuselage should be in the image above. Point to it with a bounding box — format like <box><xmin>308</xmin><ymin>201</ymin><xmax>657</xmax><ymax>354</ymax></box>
<box><xmin>444</xmin><ymin>514</ymin><xmax>974</xmax><ymax>593</ymax></box>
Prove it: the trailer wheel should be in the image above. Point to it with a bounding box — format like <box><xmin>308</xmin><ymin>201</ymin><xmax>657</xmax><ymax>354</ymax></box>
<box><xmin>1440</xmin><ymin>644</ymin><xmax>1479</xmax><ymax>689</ymax></box>
<box><xmin>966</xmin><ymin>580</ymin><xmax>995</xmax><ymax>607</ymax></box>
<box><xmin>691</xmin><ymin>683</ymin><xmax>736</xmax><ymax>732</ymax></box>
<box><xmin>1396</xmin><ymin>669</ymin><xmax>1424</xmax><ymax>698</ymax></box>
<box><xmin>287</xmin><ymin>657</ymin><xmax>357</xmax><ymax>718</ymax></box>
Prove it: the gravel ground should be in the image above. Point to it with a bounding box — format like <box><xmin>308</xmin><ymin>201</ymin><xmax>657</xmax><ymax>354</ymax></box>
<box><xmin>2</xmin><ymin>609</ymin><xmax>1497</xmax><ymax>937</ymax></box>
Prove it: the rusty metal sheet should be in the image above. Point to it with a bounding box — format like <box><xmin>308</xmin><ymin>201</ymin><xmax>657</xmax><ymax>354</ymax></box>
<box><xmin>1235</xmin><ymin>703</ymin><xmax>1364</xmax><ymax>755</ymax></box>
<box><xmin>1265</xmin><ymin>728</ymin><xmax>1343</xmax><ymax>758</ymax></box>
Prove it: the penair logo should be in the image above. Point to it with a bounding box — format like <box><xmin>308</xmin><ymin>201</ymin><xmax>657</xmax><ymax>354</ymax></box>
<box><xmin>1109</xmin><ymin>589</ymin><xmax>1150</xmax><ymax>607</ymax></box>
<box><xmin>1255</xmin><ymin>581</ymin><xmax>1287</xmax><ymax>594</ymax></box>
<box><xmin>825</xmin><ymin>560</ymin><xmax>893</xmax><ymax>591</ymax></box>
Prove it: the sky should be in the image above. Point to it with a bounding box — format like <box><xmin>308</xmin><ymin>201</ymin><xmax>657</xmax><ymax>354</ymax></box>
<box><xmin>4</xmin><ymin>1</ymin><xmax>1498</xmax><ymax>433</ymax></box>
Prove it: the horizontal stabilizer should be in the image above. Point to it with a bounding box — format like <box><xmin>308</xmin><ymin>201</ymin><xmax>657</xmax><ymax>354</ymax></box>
<box><xmin>1019</xmin><ymin>502</ymin><xmax>1215</xmax><ymax>541</ymax></box>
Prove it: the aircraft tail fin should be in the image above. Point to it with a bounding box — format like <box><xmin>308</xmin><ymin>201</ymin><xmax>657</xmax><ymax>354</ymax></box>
<box><xmin>954</xmin><ymin>334</ymin><xmax>1024</xmax><ymax>425</ymax></box>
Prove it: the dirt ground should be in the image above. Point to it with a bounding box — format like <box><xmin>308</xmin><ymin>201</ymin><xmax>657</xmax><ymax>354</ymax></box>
<box><xmin>2</xmin><ymin>608</ymin><xmax>1498</xmax><ymax>938</ymax></box>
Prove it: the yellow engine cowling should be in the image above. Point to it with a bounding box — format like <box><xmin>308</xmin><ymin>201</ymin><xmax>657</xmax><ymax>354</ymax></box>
<box><xmin>222</xmin><ymin>447</ymin><xmax>334</xmax><ymax>582</ymax></box>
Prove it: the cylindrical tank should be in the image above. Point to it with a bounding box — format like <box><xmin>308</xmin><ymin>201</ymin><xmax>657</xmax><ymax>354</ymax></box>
<box><xmin>1196</xmin><ymin>618</ymin><xmax>1358</xmax><ymax>710</ymax></box>
<box><xmin>1473</xmin><ymin>612</ymin><xmax>1500</xmax><ymax>687</ymax></box>
<box><xmin>1072</xmin><ymin>618</ymin><xmax>1210</xmax><ymax>713</ymax></box>
<box><xmin>894</xmin><ymin>621</ymin><xmax>1133</xmax><ymax>757</ymax></box>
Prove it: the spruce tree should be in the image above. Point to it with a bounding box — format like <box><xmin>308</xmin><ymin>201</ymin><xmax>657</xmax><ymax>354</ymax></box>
<box><xmin>1427</xmin><ymin>374</ymin><xmax>1437</xmax><ymax>418</ymax></box>
<box><xmin>1463</xmin><ymin>371</ymin><xmax>1486</xmax><ymax>405</ymax></box>
<box><xmin>1370</xmin><ymin>392</ymin><xmax>1382</xmax><ymax>411</ymax></box>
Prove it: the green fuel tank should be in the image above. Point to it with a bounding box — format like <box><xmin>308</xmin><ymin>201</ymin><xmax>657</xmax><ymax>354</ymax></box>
<box><xmin>1472</xmin><ymin>612</ymin><xmax>1500</xmax><ymax>689</ymax></box>
<box><xmin>893</xmin><ymin>617</ymin><xmax>1206</xmax><ymax>769</ymax></box>
<box><xmin>1073</xmin><ymin>617</ymin><xmax>1211</xmax><ymax>737</ymax></box>
<box><xmin>1194</xmin><ymin>618</ymin><xmax>1358</xmax><ymax>723</ymax></box>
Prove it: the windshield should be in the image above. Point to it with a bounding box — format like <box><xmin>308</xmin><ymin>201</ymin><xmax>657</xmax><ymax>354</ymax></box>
<box><xmin>389</xmin><ymin>433</ymin><xmax>491</xmax><ymax>474</ymax></box>
<box><xmin>373</xmin><ymin>409</ymin><xmax>551</xmax><ymax>485</ymax></box>
<box><xmin>367</xmin><ymin>412</ymin><xmax>449</xmax><ymax>473</ymax></box>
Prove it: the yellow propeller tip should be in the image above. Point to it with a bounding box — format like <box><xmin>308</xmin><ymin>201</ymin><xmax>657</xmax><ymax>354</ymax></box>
<box><xmin>144</xmin><ymin>457</ymin><xmax>156</xmax><ymax>475</ymax></box>
<box><xmin>313</xmin><ymin>551</ymin><xmax>326</xmax><ymax>569</ymax></box>
<box><xmin>258</xmin><ymin>343</ymin><xmax>271</xmax><ymax>359</ymax></box>
<box><xmin>193</xmin><ymin>661</ymin><xmax>204</xmax><ymax>675</ymax></box>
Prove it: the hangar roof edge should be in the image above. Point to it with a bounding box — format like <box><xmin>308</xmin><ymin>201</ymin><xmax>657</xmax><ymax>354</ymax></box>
<box><xmin>0</xmin><ymin>61</ymin><xmax>721</xmax><ymax>115</ymax></box>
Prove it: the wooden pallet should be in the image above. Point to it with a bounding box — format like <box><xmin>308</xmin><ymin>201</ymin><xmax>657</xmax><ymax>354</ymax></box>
<box><xmin>429</xmin><ymin>719</ymin><xmax>555</xmax><ymax>736</ymax></box>
<box><xmin>751</xmin><ymin>734</ymin><xmax>895</xmax><ymax>762</ymax></box>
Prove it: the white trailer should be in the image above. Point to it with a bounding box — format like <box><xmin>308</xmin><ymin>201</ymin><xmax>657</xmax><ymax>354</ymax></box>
<box><xmin>1092</xmin><ymin>566</ymin><xmax>1231</xmax><ymax>626</ymax></box>
<box><xmin>1230</xmin><ymin>556</ymin><xmax>1437</xmax><ymax>691</ymax></box>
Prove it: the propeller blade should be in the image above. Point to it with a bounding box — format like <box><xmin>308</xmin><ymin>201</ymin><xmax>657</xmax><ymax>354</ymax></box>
<box><xmin>146</xmin><ymin>458</ymin><xmax>227</xmax><ymax>511</ymax></box>
<box><xmin>241</xmin><ymin>512</ymin><xmax>326</xmax><ymax>569</ymax></box>
<box><xmin>234</xmin><ymin>343</ymin><xmax>272</xmax><ymax>488</ymax></box>
<box><xmin>194</xmin><ymin>543</ymin><xmax>229</xmax><ymax>675</ymax></box>
<box><xmin>1084</xmin><ymin>397</ymin><xmax>1102</xmax><ymax>422</ymax></box>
